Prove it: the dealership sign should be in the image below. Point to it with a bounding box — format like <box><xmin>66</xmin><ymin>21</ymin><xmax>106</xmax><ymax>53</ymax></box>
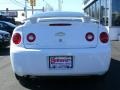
<box><xmin>0</xmin><ymin>11</ymin><xmax>18</xmax><ymax>17</ymax></box>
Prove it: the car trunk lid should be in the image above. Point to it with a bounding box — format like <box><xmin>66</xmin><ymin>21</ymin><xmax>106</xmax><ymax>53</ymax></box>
<box><xmin>23</xmin><ymin>20</ymin><xmax>98</xmax><ymax>49</ymax></box>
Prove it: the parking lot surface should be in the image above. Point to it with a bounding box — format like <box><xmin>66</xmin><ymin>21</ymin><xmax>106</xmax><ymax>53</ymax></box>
<box><xmin>0</xmin><ymin>41</ymin><xmax>120</xmax><ymax>90</ymax></box>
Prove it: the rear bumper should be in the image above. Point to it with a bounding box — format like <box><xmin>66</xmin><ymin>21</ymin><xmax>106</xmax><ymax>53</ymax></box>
<box><xmin>10</xmin><ymin>46</ymin><xmax>111</xmax><ymax>76</ymax></box>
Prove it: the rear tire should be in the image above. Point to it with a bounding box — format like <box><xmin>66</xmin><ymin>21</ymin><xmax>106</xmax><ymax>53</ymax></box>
<box><xmin>15</xmin><ymin>74</ymin><xmax>33</xmax><ymax>88</ymax></box>
<box><xmin>93</xmin><ymin>71</ymin><xmax>109</xmax><ymax>82</ymax></box>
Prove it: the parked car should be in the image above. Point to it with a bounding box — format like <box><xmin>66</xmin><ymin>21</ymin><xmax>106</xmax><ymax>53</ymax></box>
<box><xmin>0</xmin><ymin>21</ymin><xmax>16</xmax><ymax>36</ymax></box>
<box><xmin>0</xmin><ymin>30</ymin><xmax>10</xmax><ymax>48</ymax></box>
<box><xmin>10</xmin><ymin>12</ymin><xmax>111</xmax><ymax>85</ymax></box>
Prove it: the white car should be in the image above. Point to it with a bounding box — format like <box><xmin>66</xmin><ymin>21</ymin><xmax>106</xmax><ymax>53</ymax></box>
<box><xmin>10</xmin><ymin>12</ymin><xmax>111</xmax><ymax>83</ymax></box>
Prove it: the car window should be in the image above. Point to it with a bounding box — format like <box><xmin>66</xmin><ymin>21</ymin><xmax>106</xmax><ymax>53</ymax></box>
<box><xmin>0</xmin><ymin>23</ymin><xmax>7</xmax><ymax>30</ymax></box>
<box><xmin>4</xmin><ymin>22</ymin><xmax>16</xmax><ymax>27</ymax></box>
<box><xmin>3</xmin><ymin>23</ymin><xmax>9</xmax><ymax>28</ymax></box>
<box><xmin>0</xmin><ymin>23</ymin><xmax>4</xmax><ymax>28</ymax></box>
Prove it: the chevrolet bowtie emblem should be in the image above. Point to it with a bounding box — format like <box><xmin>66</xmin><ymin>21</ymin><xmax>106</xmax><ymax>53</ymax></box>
<box><xmin>55</xmin><ymin>32</ymin><xmax>65</xmax><ymax>36</ymax></box>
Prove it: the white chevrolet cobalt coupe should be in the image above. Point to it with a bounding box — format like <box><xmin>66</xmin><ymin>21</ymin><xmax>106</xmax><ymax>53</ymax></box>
<box><xmin>10</xmin><ymin>12</ymin><xmax>111</xmax><ymax>83</ymax></box>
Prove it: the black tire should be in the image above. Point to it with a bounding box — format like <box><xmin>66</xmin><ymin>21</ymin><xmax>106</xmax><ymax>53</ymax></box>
<box><xmin>15</xmin><ymin>74</ymin><xmax>33</xmax><ymax>88</ymax></box>
<box><xmin>93</xmin><ymin>71</ymin><xmax>109</xmax><ymax>82</ymax></box>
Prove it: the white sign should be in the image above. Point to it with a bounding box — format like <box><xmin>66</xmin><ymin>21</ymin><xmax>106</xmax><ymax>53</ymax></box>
<box><xmin>0</xmin><ymin>11</ymin><xmax>18</xmax><ymax>17</ymax></box>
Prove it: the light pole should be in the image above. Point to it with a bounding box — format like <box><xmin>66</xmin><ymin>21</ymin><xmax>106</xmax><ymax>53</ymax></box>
<box><xmin>24</xmin><ymin>0</ymin><xmax>27</xmax><ymax>18</ymax></box>
<box><xmin>30</xmin><ymin>0</ymin><xmax>36</xmax><ymax>15</ymax></box>
<box><xmin>58</xmin><ymin>0</ymin><xmax>63</xmax><ymax>11</ymax></box>
<box><xmin>32</xmin><ymin>3</ymin><xmax>34</xmax><ymax>14</ymax></box>
<box><xmin>43</xmin><ymin>0</ymin><xmax>44</xmax><ymax>12</ymax></box>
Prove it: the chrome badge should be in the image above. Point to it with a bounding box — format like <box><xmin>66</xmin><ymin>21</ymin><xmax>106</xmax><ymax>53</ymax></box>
<box><xmin>55</xmin><ymin>32</ymin><xmax>65</xmax><ymax>36</ymax></box>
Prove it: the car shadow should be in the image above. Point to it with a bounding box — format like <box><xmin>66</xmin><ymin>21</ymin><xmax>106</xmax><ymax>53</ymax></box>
<box><xmin>18</xmin><ymin>59</ymin><xmax>120</xmax><ymax>90</ymax></box>
<box><xmin>0</xmin><ymin>47</ymin><xmax>10</xmax><ymax>56</ymax></box>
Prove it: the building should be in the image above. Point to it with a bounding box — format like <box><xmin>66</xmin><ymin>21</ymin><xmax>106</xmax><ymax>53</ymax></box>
<box><xmin>83</xmin><ymin>0</ymin><xmax>120</xmax><ymax>40</ymax></box>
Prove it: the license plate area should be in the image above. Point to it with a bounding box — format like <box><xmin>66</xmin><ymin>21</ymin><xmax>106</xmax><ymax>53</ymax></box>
<box><xmin>49</xmin><ymin>56</ymin><xmax>73</xmax><ymax>69</ymax></box>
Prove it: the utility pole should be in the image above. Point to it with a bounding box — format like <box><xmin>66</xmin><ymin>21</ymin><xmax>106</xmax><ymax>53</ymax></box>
<box><xmin>43</xmin><ymin>0</ymin><xmax>53</xmax><ymax>12</ymax></box>
<box><xmin>43</xmin><ymin>0</ymin><xmax>44</xmax><ymax>12</ymax></box>
<box><xmin>30</xmin><ymin>0</ymin><xmax>36</xmax><ymax>15</ymax></box>
<box><xmin>24</xmin><ymin>0</ymin><xmax>27</xmax><ymax>18</ymax></box>
<box><xmin>58</xmin><ymin>0</ymin><xmax>63</xmax><ymax>11</ymax></box>
<box><xmin>32</xmin><ymin>4</ymin><xmax>34</xmax><ymax>14</ymax></box>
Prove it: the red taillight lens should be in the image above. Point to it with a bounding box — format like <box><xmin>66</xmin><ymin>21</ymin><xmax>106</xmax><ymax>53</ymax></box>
<box><xmin>27</xmin><ymin>33</ymin><xmax>36</xmax><ymax>42</ymax></box>
<box><xmin>12</xmin><ymin>33</ymin><xmax>21</xmax><ymax>44</ymax></box>
<box><xmin>100</xmin><ymin>32</ymin><xmax>109</xmax><ymax>43</ymax></box>
<box><xmin>85</xmin><ymin>32</ymin><xmax>94</xmax><ymax>41</ymax></box>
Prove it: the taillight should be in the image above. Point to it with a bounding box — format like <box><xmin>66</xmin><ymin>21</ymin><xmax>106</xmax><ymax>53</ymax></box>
<box><xmin>27</xmin><ymin>33</ymin><xmax>36</xmax><ymax>42</ymax></box>
<box><xmin>100</xmin><ymin>32</ymin><xmax>109</xmax><ymax>43</ymax></box>
<box><xmin>12</xmin><ymin>33</ymin><xmax>21</xmax><ymax>44</ymax></box>
<box><xmin>85</xmin><ymin>32</ymin><xmax>94</xmax><ymax>41</ymax></box>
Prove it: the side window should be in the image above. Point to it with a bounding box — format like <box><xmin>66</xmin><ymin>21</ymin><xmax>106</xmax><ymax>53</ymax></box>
<box><xmin>0</xmin><ymin>23</ymin><xmax>4</xmax><ymax>29</ymax></box>
<box><xmin>3</xmin><ymin>23</ymin><xmax>9</xmax><ymax>28</ymax></box>
<box><xmin>0</xmin><ymin>23</ymin><xmax>2</xmax><ymax>28</ymax></box>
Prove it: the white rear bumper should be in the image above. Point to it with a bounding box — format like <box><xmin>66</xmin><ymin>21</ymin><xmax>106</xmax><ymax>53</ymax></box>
<box><xmin>10</xmin><ymin>46</ymin><xmax>111</xmax><ymax>76</ymax></box>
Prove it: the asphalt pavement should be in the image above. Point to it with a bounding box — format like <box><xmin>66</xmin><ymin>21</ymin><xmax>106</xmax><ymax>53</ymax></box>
<box><xmin>0</xmin><ymin>41</ymin><xmax>120</xmax><ymax>90</ymax></box>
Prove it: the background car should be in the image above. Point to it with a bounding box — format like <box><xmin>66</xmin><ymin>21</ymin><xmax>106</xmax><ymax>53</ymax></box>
<box><xmin>0</xmin><ymin>21</ymin><xmax>16</xmax><ymax>36</ymax></box>
<box><xmin>0</xmin><ymin>30</ymin><xmax>10</xmax><ymax>48</ymax></box>
<box><xmin>10</xmin><ymin>12</ymin><xmax>111</xmax><ymax>86</ymax></box>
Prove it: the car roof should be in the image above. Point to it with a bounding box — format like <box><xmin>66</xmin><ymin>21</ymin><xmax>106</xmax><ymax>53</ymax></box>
<box><xmin>28</xmin><ymin>11</ymin><xmax>86</xmax><ymax>19</ymax></box>
<box><xmin>25</xmin><ymin>11</ymin><xmax>88</xmax><ymax>24</ymax></box>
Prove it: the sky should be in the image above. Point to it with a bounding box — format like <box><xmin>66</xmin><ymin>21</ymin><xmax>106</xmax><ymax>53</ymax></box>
<box><xmin>0</xmin><ymin>0</ymin><xmax>83</xmax><ymax>21</ymax></box>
